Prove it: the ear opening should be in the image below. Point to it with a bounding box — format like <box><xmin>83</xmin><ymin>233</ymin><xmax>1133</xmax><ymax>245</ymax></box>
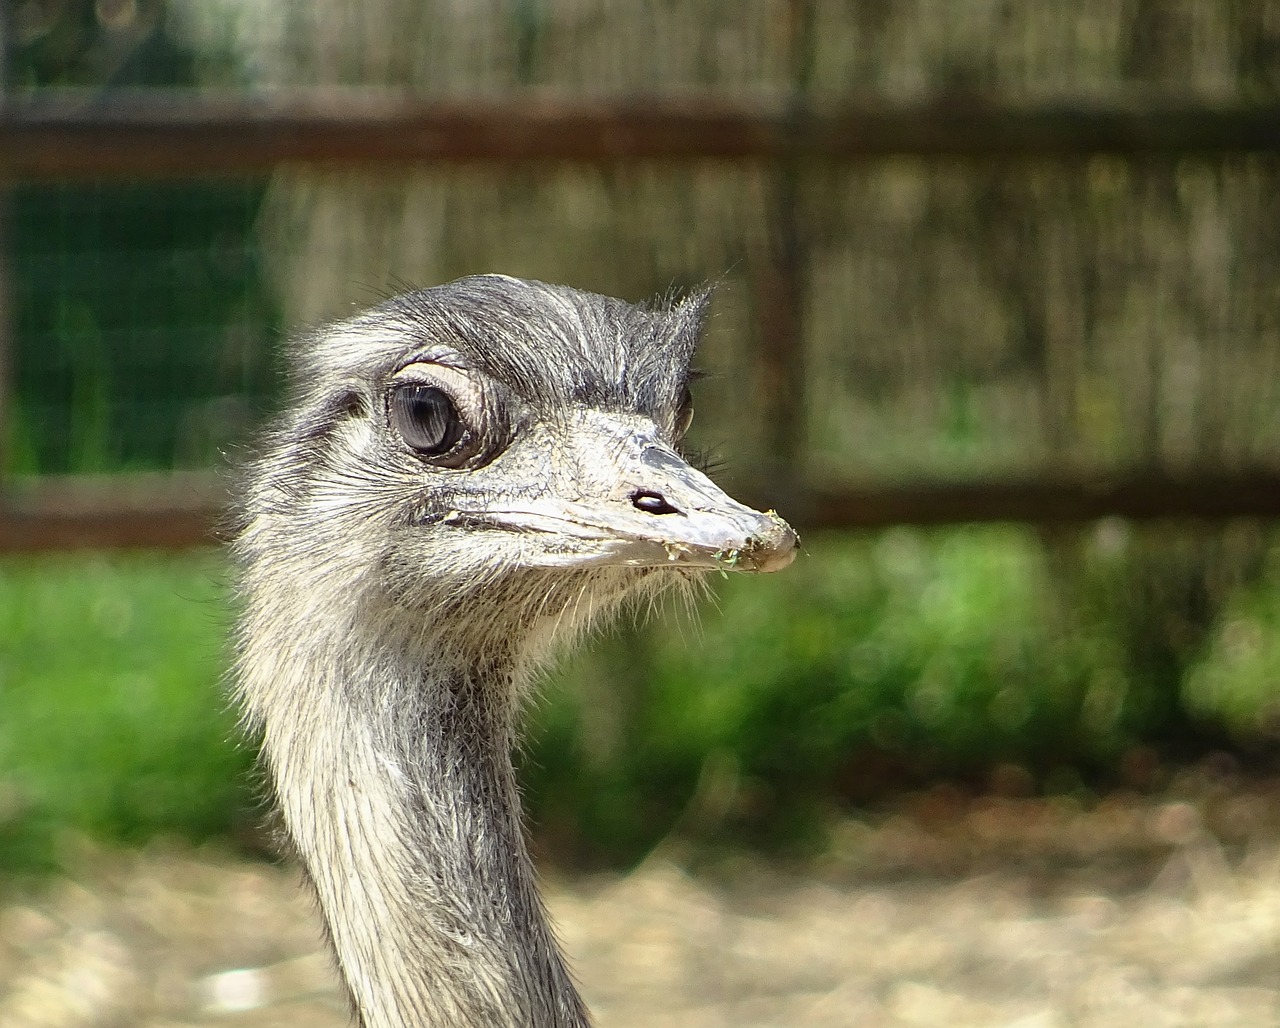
<box><xmin>292</xmin><ymin>387</ymin><xmax>369</xmax><ymax>445</ymax></box>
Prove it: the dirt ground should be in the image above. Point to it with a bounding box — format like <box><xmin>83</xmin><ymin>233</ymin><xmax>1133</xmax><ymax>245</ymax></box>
<box><xmin>2</xmin><ymin>768</ymin><xmax>1280</xmax><ymax>1027</ymax></box>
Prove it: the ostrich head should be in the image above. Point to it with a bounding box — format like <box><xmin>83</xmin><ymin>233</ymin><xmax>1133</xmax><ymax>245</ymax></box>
<box><xmin>234</xmin><ymin>275</ymin><xmax>797</xmax><ymax>1027</ymax></box>
<box><xmin>240</xmin><ymin>273</ymin><xmax>794</xmax><ymax>672</ymax></box>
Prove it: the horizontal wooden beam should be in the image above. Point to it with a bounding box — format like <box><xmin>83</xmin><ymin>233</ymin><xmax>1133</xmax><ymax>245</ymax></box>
<box><xmin>4</xmin><ymin>471</ymin><xmax>1280</xmax><ymax>553</ymax></box>
<box><xmin>779</xmin><ymin>473</ymin><xmax>1280</xmax><ymax>530</ymax></box>
<box><xmin>3</xmin><ymin>91</ymin><xmax>1280</xmax><ymax>181</ymax></box>
<box><xmin>0</xmin><ymin>472</ymin><xmax>228</xmax><ymax>552</ymax></box>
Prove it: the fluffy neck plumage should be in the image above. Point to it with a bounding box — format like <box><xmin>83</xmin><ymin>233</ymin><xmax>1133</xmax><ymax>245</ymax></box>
<box><xmin>238</xmin><ymin>583</ymin><xmax>592</xmax><ymax>1028</ymax></box>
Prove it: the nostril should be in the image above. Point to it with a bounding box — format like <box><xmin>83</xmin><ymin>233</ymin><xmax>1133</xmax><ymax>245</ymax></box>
<box><xmin>631</xmin><ymin>490</ymin><xmax>682</xmax><ymax>515</ymax></box>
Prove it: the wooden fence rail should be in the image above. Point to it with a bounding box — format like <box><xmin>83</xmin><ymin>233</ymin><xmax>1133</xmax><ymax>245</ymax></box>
<box><xmin>4</xmin><ymin>471</ymin><xmax>1280</xmax><ymax>553</ymax></box>
<box><xmin>3</xmin><ymin>91</ymin><xmax>1280</xmax><ymax>180</ymax></box>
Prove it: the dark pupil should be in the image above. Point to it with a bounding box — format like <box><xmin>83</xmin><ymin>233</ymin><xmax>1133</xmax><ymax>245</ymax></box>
<box><xmin>392</xmin><ymin>384</ymin><xmax>463</xmax><ymax>455</ymax></box>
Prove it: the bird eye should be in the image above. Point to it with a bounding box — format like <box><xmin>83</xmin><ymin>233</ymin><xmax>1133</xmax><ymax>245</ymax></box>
<box><xmin>674</xmin><ymin>384</ymin><xmax>695</xmax><ymax>439</ymax></box>
<box><xmin>391</xmin><ymin>383</ymin><xmax>466</xmax><ymax>458</ymax></box>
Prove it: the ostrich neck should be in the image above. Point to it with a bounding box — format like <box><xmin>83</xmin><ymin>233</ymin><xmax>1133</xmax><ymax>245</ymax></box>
<box><xmin>256</xmin><ymin>632</ymin><xmax>589</xmax><ymax>1028</ymax></box>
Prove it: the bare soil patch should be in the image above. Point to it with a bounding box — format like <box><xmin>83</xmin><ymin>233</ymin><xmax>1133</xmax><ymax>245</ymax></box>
<box><xmin>2</xmin><ymin>772</ymin><xmax>1279</xmax><ymax>1027</ymax></box>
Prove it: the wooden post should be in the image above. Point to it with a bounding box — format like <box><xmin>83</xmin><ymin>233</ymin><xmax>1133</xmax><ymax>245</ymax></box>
<box><xmin>750</xmin><ymin>0</ymin><xmax>815</xmax><ymax>491</ymax></box>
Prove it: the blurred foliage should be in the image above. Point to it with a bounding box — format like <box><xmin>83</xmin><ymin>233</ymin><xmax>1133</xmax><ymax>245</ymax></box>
<box><xmin>523</xmin><ymin>524</ymin><xmax>1277</xmax><ymax>862</ymax></box>
<box><xmin>0</xmin><ymin>533</ymin><xmax>1275</xmax><ymax>872</ymax></box>
<box><xmin>12</xmin><ymin>0</ymin><xmax>195</xmax><ymax>88</ymax></box>
<box><xmin>0</xmin><ymin>554</ymin><xmax>253</xmax><ymax>871</ymax></box>
<box><xmin>1185</xmin><ymin>549</ymin><xmax>1280</xmax><ymax>742</ymax></box>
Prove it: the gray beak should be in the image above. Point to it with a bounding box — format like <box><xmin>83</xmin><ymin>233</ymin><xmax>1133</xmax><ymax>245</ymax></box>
<box><xmin>447</xmin><ymin>428</ymin><xmax>798</xmax><ymax>574</ymax></box>
<box><xmin>601</xmin><ymin>441</ymin><xmax>798</xmax><ymax>572</ymax></box>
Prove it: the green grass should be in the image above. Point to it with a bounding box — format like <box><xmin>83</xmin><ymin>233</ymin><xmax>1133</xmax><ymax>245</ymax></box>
<box><xmin>1</xmin><ymin>532</ymin><xmax>1277</xmax><ymax>872</ymax></box>
<box><xmin>523</xmin><ymin>527</ymin><xmax>1130</xmax><ymax>859</ymax></box>
<box><xmin>526</xmin><ymin>525</ymin><xmax>1280</xmax><ymax>860</ymax></box>
<box><xmin>0</xmin><ymin>553</ymin><xmax>253</xmax><ymax>869</ymax></box>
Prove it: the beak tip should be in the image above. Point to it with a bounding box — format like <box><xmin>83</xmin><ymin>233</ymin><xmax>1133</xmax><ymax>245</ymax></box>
<box><xmin>737</xmin><ymin>511</ymin><xmax>799</xmax><ymax>573</ymax></box>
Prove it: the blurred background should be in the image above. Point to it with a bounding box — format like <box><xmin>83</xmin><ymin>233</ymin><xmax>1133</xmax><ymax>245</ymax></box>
<box><xmin>3</xmin><ymin>2</ymin><xmax>1280</xmax><ymax>1025</ymax></box>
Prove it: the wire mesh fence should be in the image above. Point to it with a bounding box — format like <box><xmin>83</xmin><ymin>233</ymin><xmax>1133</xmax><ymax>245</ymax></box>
<box><xmin>10</xmin><ymin>178</ymin><xmax>277</xmax><ymax>476</ymax></box>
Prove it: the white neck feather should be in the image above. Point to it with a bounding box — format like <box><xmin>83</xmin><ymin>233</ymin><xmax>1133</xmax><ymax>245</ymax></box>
<box><xmin>239</xmin><ymin>597</ymin><xmax>590</xmax><ymax>1028</ymax></box>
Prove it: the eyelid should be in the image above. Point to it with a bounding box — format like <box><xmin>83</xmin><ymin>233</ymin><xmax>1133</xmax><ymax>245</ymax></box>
<box><xmin>391</xmin><ymin>361</ymin><xmax>472</xmax><ymax>393</ymax></box>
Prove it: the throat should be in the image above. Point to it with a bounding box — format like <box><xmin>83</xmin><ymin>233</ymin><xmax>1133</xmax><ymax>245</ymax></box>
<box><xmin>263</xmin><ymin>657</ymin><xmax>588</xmax><ymax>1028</ymax></box>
